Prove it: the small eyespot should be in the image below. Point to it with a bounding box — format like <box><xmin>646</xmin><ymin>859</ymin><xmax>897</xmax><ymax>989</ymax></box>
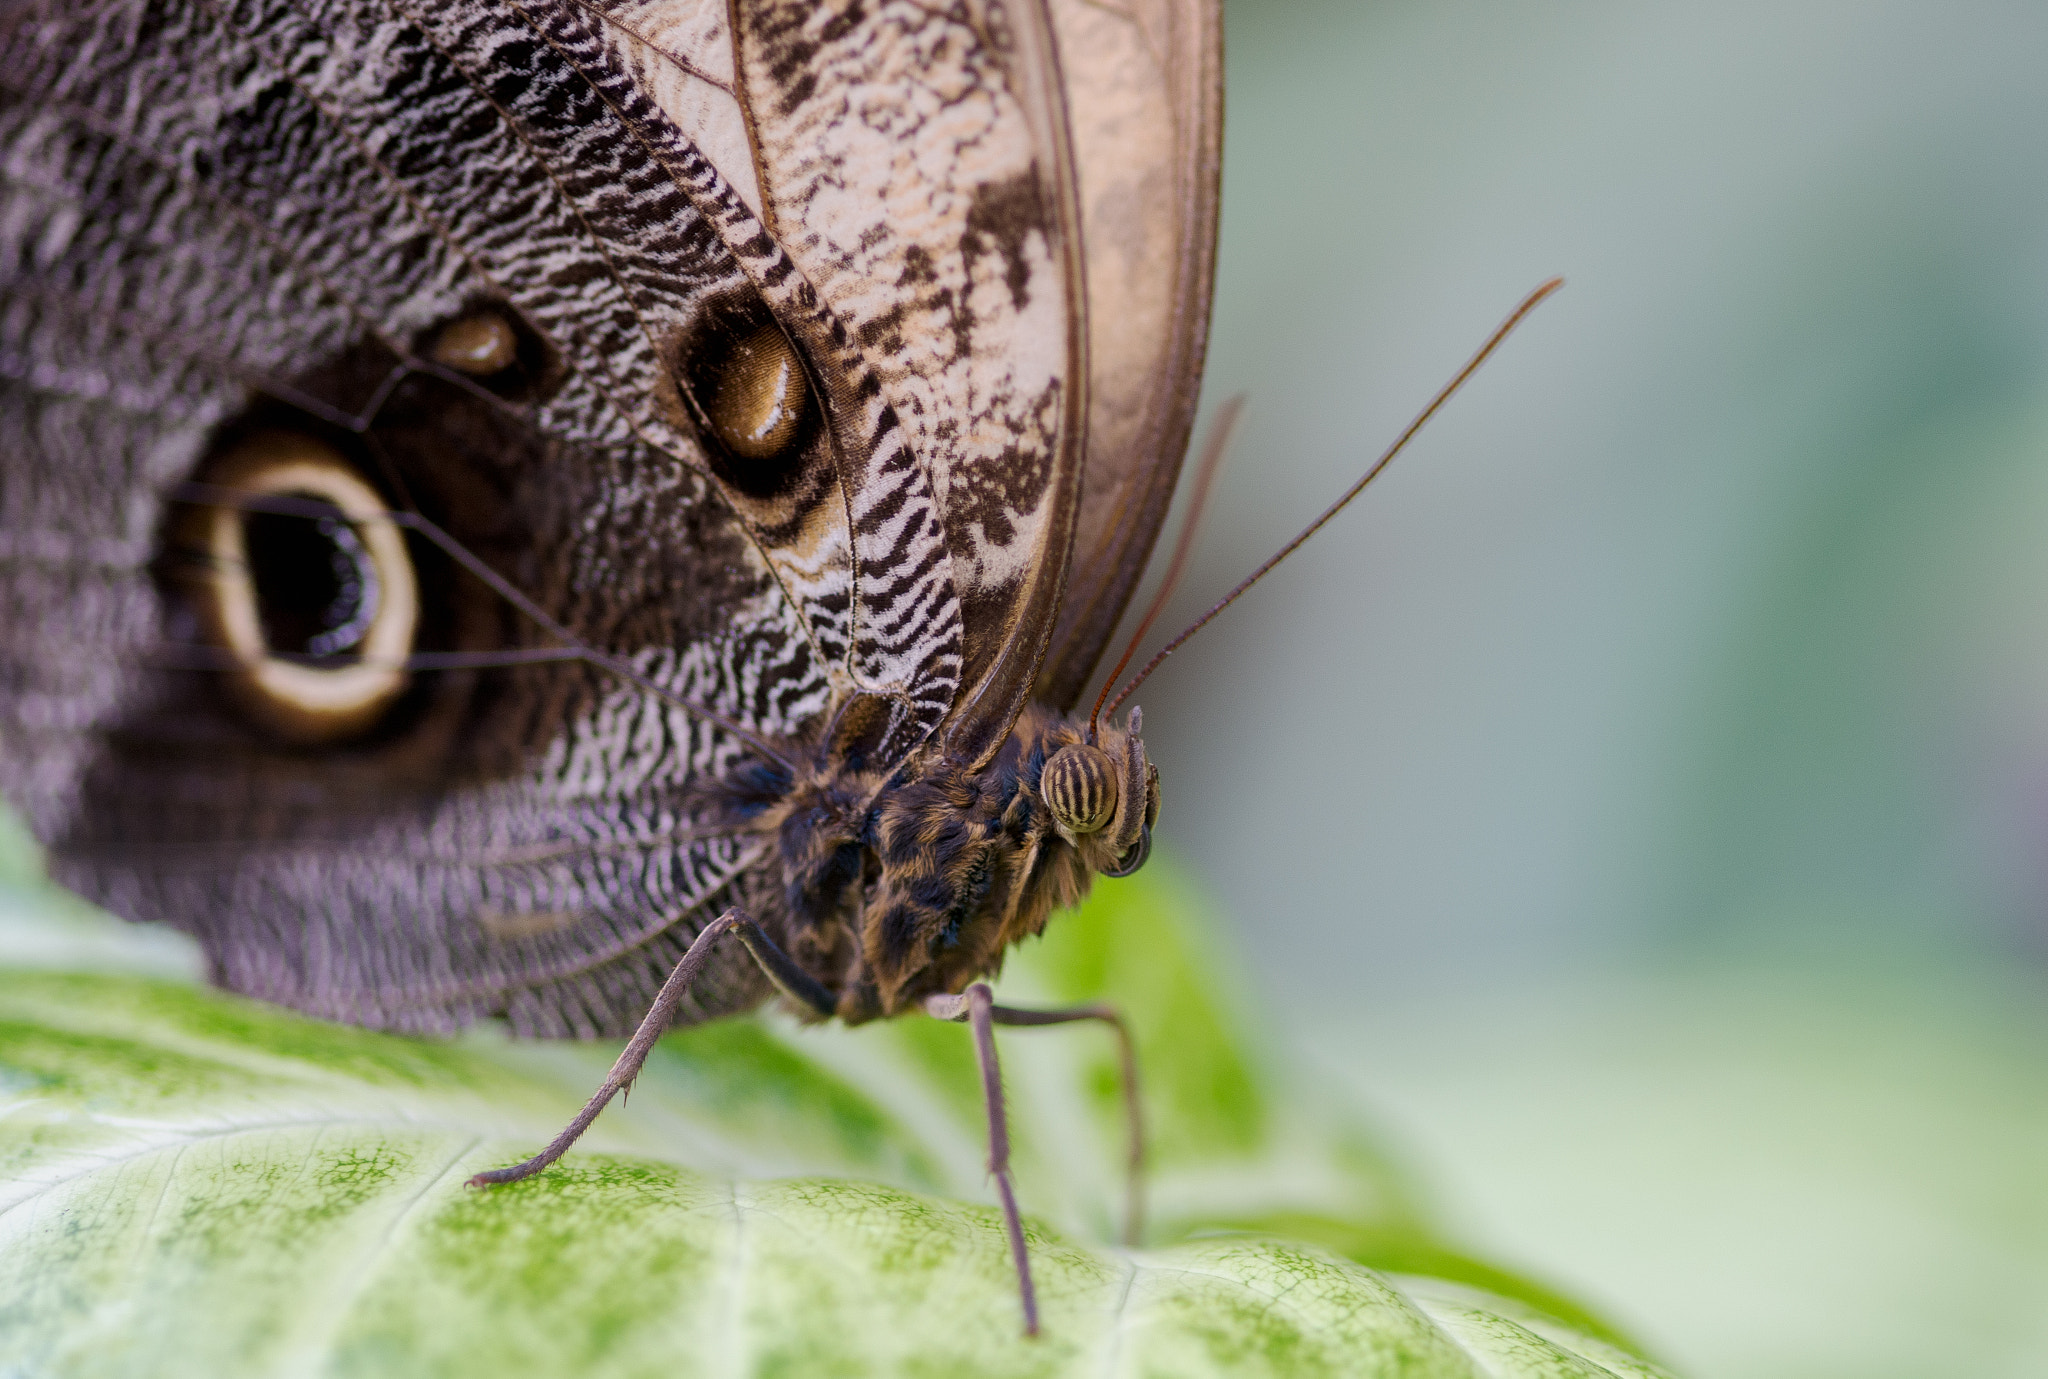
<box><xmin>704</xmin><ymin>323</ymin><xmax>809</xmax><ymax>462</ymax></box>
<box><xmin>1041</xmin><ymin>743</ymin><xmax>1119</xmax><ymax>836</ymax></box>
<box><xmin>421</xmin><ymin>305</ymin><xmax>554</xmax><ymax>400</ymax></box>
<box><xmin>668</xmin><ymin>301</ymin><xmax>819</xmax><ymax>502</ymax></box>
<box><xmin>430</xmin><ymin>310</ymin><xmax>521</xmax><ymax>376</ymax></box>
<box><xmin>187</xmin><ymin>433</ymin><xmax>418</xmax><ymax>743</ymax></box>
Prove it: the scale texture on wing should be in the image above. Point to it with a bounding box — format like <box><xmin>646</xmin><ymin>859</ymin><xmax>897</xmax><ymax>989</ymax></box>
<box><xmin>0</xmin><ymin>0</ymin><xmax>1216</xmax><ymax>1041</ymax></box>
<box><xmin>729</xmin><ymin>0</ymin><xmax>1088</xmax><ymax>766</ymax></box>
<box><xmin>1035</xmin><ymin>0</ymin><xmax>1223</xmax><ymax>709</ymax></box>
<box><xmin>0</xmin><ymin>0</ymin><xmax>948</xmax><ymax>1034</ymax></box>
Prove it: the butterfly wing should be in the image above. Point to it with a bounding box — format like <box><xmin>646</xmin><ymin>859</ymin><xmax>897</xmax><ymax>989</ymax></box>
<box><xmin>0</xmin><ymin>0</ymin><xmax>1211</xmax><ymax>1033</ymax></box>
<box><xmin>723</xmin><ymin>0</ymin><xmax>1224</xmax><ymax>745</ymax></box>
<box><xmin>0</xmin><ymin>0</ymin><xmax>890</xmax><ymax>1033</ymax></box>
<box><xmin>722</xmin><ymin>0</ymin><xmax>1093</xmax><ymax>769</ymax></box>
<box><xmin>1034</xmin><ymin>0</ymin><xmax>1225</xmax><ymax>711</ymax></box>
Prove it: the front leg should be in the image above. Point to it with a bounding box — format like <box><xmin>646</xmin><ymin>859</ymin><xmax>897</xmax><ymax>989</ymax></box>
<box><xmin>924</xmin><ymin>983</ymin><xmax>1038</xmax><ymax>1335</ymax></box>
<box><xmin>469</xmin><ymin>906</ymin><xmax>834</xmax><ymax>1188</ymax></box>
<box><xmin>984</xmin><ymin>1001</ymin><xmax>1144</xmax><ymax>1249</ymax></box>
<box><xmin>921</xmin><ymin>991</ymin><xmax>1148</xmax><ymax>1337</ymax></box>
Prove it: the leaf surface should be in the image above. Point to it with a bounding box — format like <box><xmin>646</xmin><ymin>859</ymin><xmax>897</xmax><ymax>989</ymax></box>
<box><xmin>0</xmin><ymin>826</ymin><xmax>1667</xmax><ymax>1376</ymax></box>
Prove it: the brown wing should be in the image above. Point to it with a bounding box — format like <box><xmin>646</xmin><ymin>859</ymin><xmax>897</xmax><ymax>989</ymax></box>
<box><xmin>725</xmin><ymin>0</ymin><xmax>1092</xmax><ymax>768</ymax></box>
<box><xmin>0</xmin><ymin>0</ymin><xmax>890</xmax><ymax>1035</ymax></box>
<box><xmin>1034</xmin><ymin>0</ymin><xmax>1225</xmax><ymax>710</ymax></box>
<box><xmin>634</xmin><ymin>0</ymin><xmax>1221</xmax><ymax>750</ymax></box>
<box><xmin>0</xmin><ymin>0</ymin><xmax>1211</xmax><ymax>1042</ymax></box>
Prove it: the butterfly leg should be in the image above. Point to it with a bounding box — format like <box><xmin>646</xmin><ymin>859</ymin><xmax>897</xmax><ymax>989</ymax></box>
<box><xmin>469</xmin><ymin>906</ymin><xmax>834</xmax><ymax>1188</ymax></box>
<box><xmin>987</xmin><ymin>1002</ymin><xmax>1144</xmax><ymax>1249</ymax></box>
<box><xmin>924</xmin><ymin>983</ymin><xmax>1039</xmax><ymax>1336</ymax></box>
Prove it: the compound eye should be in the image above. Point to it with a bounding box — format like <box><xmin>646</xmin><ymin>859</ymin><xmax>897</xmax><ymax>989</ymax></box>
<box><xmin>188</xmin><ymin>433</ymin><xmax>418</xmax><ymax>743</ymax></box>
<box><xmin>1041</xmin><ymin>743</ymin><xmax>1120</xmax><ymax>836</ymax></box>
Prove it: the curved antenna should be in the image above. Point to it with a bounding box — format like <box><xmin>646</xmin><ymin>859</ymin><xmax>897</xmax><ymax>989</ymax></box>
<box><xmin>166</xmin><ymin>482</ymin><xmax>796</xmax><ymax>770</ymax></box>
<box><xmin>1101</xmin><ymin>277</ymin><xmax>1564</xmax><ymax>722</ymax></box>
<box><xmin>1086</xmin><ymin>394</ymin><xmax>1245</xmax><ymax>743</ymax></box>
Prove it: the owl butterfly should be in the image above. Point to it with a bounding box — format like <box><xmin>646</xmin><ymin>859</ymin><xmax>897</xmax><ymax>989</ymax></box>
<box><xmin>0</xmin><ymin>0</ymin><xmax>1221</xmax><ymax>1335</ymax></box>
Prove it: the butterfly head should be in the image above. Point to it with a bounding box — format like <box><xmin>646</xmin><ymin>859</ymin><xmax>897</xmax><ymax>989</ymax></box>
<box><xmin>785</xmin><ymin>704</ymin><xmax>1158</xmax><ymax>1022</ymax></box>
<box><xmin>1037</xmin><ymin>707</ymin><xmax>1158</xmax><ymax>877</ymax></box>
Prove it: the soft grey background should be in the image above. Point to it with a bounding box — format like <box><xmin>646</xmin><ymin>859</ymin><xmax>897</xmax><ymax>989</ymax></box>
<box><xmin>1128</xmin><ymin>2</ymin><xmax>2048</xmax><ymax>1376</ymax></box>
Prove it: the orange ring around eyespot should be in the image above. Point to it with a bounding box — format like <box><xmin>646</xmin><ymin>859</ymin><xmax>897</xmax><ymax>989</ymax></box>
<box><xmin>196</xmin><ymin>433</ymin><xmax>418</xmax><ymax>743</ymax></box>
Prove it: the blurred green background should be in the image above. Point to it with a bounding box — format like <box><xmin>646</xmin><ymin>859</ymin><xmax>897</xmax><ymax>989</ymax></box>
<box><xmin>1132</xmin><ymin>2</ymin><xmax>2048</xmax><ymax>1376</ymax></box>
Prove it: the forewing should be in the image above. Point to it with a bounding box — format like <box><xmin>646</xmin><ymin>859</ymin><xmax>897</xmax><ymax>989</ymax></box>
<box><xmin>579</xmin><ymin>0</ymin><xmax>767</xmax><ymax>218</ymax></box>
<box><xmin>1035</xmin><ymin>0</ymin><xmax>1224</xmax><ymax>710</ymax></box>
<box><xmin>726</xmin><ymin>0</ymin><xmax>1090</xmax><ymax>767</ymax></box>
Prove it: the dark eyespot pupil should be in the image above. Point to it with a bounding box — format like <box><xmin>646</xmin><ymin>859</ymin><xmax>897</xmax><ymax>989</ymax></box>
<box><xmin>243</xmin><ymin>502</ymin><xmax>377</xmax><ymax>660</ymax></box>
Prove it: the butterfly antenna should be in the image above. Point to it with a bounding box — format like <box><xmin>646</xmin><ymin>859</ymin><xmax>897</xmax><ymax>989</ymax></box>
<box><xmin>1086</xmin><ymin>395</ymin><xmax>1245</xmax><ymax>743</ymax></box>
<box><xmin>1102</xmin><ymin>276</ymin><xmax>1564</xmax><ymax>722</ymax></box>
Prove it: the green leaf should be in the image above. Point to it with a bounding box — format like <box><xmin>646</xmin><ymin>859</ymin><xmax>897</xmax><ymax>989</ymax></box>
<box><xmin>0</xmin><ymin>812</ymin><xmax>1666</xmax><ymax>1376</ymax></box>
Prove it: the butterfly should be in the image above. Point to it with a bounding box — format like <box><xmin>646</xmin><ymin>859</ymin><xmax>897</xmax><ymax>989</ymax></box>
<box><xmin>0</xmin><ymin>0</ymin><xmax>1222</xmax><ymax>1334</ymax></box>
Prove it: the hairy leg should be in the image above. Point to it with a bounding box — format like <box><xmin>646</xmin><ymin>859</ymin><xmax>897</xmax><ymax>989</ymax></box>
<box><xmin>468</xmin><ymin>906</ymin><xmax>833</xmax><ymax>1188</ymax></box>
<box><xmin>924</xmin><ymin>983</ymin><xmax>1038</xmax><ymax>1335</ymax></box>
<box><xmin>988</xmin><ymin>1002</ymin><xmax>1144</xmax><ymax>1248</ymax></box>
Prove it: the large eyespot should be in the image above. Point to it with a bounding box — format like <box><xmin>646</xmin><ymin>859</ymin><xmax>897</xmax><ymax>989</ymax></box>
<box><xmin>190</xmin><ymin>433</ymin><xmax>418</xmax><ymax>743</ymax></box>
<box><xmin>1041</xmin><ymin>743</ymin><xmax>1120</xmax><ymax>836</ymax></box>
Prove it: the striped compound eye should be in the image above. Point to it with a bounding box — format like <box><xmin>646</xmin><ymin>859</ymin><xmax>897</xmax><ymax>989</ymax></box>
<box><xmin>1040</xmin><ymin>744</ymin><xmax>1119</xmax><ymax>837</ymax></box>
